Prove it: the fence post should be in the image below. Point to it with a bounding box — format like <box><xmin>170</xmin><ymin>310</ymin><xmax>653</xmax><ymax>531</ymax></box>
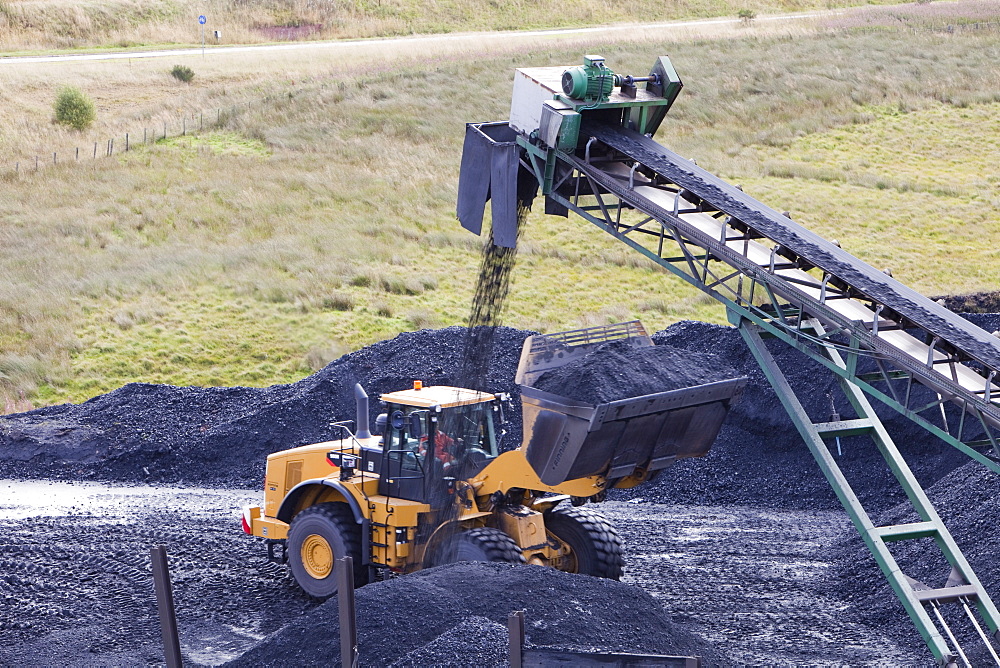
<box><xmin>508</xmin><ymin>610</ymin><xmax>525</xmax><ymax>668</ymax></box>
<box><xmin>144</xmin><ymin>128</ymin><xmax>147</xmax><ymax>144</ymax></box>
<box><xmin>164</xmin><ymin>122</ymin><xmax>167</xmax><ymax>140</ymax></box>
<box><xmin>183</xmin><ymin>118</ymin><xmax>186</xmax><ymax>136</ymax></box>
<box><xmin>126</xmin><ymin>133</ymin><xmax>129</xmax><ymax>152</ymax></box>
<box><xmin>94</xmin><ymin>142</ymin><xmax>98</xmax><ymax>159</ymax></box>
<box><xmin>200</xmin><ymin>113</ymin><xmax>203</xmax><ymax>131</ymax></box>
<box><xmin>217</xmin><ymin>108</ymin><xmax>220</xmax><ymax>125</ymax></box>
<box><xmin>34</xmin><ymin>156</ymin><xmax>38</xmax><ymax>171</ymax></box>
<box><xmin>338</xmin><ymin>557</ymin><xmax>358</xmax><ymax>668</ymax></box>
<box><xmin>53</xmin><ymin>152</ymin><xmax>56</xmax><ymax>165</ymax></box>
<box><xmin>109</xmin><ymin>138</ymin><xmax>114</xmax><ymax>156</ymax></box>
<box><xmin>76</xmin><ymin>147</ymin><xmax>79</xmax><ymax>161</ymax></box>
<box><xmin>150</xmin><ymin>545</ymin><xmax>183</xmax><ymax>668</ymax></box>
<box><xmin>15</xmin><ymin>162</ymin><xmax>18</xmax><ymax>173</ymax></box>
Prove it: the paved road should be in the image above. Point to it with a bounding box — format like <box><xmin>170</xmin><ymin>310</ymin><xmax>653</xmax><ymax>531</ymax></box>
<box><xmin>0</xmin><ymin>11</ymin><xmax>838</xmax><ymax>65</ymax></box>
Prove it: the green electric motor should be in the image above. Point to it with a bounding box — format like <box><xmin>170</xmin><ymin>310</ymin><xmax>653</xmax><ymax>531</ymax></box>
<box><xmin>561</xmin><ymin>55</ymin><xmax>617</xmax><ymax>102</ymax></box>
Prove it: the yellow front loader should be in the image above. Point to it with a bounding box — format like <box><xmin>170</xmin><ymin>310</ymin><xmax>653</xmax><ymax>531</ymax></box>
<box><xmin>243</xmin><ymin>322</ymin><xmax>745</xmax><ymax>598</ymax></box>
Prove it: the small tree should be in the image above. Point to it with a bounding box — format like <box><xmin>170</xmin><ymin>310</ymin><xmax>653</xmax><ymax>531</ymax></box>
<box><xmin>738</xmin><ymin>8</ymin><xmax>756</xmax><ymax>25</ymax></box>
<box><xmin>171</xmin><ymin>65</ymin><xmax>195</xmax><ymax>83</ymax></box>
<box><xmin>53</xmin><ymin>86</ymin><xmax>96</xmax><ymax>131</ymax></box>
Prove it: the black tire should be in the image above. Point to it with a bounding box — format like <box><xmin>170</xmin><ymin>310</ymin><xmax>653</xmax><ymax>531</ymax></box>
<box><xmin>429</xmin><ymin>527</ymin><xmax>527</xmax><ymax>567</ymax></box>
<box><xmin>544</xmin><ymin>505</ymin><xmax>624</xmax><ymax>580</ymax></box>
<box><xmin>287</xmin><ymin>502</ymin><xmax>366</xmax><ymax>599</ymax></box>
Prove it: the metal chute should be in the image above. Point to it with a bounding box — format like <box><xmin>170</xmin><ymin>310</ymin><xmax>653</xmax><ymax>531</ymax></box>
<box><xmin>456</xmin><ymin>122</ymin><xmax>535</xmax><ymax>248</ymax></box>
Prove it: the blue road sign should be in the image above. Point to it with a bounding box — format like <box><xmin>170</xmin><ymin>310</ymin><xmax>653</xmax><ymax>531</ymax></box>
<box><xmin>198</xmin><ymin>15</ymin><xmax>207</xmax><ymax>25</ymax></box>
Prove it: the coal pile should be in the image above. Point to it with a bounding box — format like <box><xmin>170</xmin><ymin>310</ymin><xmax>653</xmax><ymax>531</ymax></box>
<box><xmin>608</xmin><ymin>320</ymin><xmax>970</xmax><ymax>512</ymax></box>
<box><xmin>532</xmin><ymin>340</ymin><xmax>739</xmax><ymax>403</ymax></box>
<box><xmin>829</xmin><ymin>458</ymin><xmax>1000</xmax><ymax>663</ymax></box>
<box><xmin>0</xmin><ymin>327</ymin><xmax>532</xmax><ymax>487</ymax></box>
<box><xmin>1</xmin><ymin>315</ymin><xmax>994</xmax><ymax>512</ymax></box>
<box><xmin>225</xmin><ymin>561</ymin><xmax>715</xmax><ymax>667</ymax></box>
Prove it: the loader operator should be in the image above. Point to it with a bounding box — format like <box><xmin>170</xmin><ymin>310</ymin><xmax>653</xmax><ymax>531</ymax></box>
<box><xmin>419</xmin><ymin>430</ymin><xmax>457</xmax><ymax>472</ymax></box>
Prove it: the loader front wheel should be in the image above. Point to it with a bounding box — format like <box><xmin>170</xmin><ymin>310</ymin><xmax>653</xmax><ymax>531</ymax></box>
<box><xmin>287</xmin><ymin>502</ymin><xmax>366</xmax><ymax>599</ymax></box>
<box><xmin>544</xmin><ymin>505</ymin><xmax>624</xmax><ymax>580</ymax></box>
<box><xmin>427</xmin><ymin>527</ymin><xmax>527</xmax><ymax>567</ymax></box>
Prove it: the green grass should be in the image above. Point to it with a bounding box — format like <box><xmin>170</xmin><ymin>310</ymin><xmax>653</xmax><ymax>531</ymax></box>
<box><xmin>157</xmin><ymin>132</ymin><xmax>271</xmax><ymax>157</ymax></box>
<box><xmin>1</xmin><ymin>16</ymin><xmax>1000</xmax><ymax>408</ymax></box>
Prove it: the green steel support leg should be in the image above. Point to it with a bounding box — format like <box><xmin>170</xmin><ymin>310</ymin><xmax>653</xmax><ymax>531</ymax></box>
<box><xmin>736</xmin><ymin>316</ymin><xmax>1000</xmax><ymax>666</ymax></box>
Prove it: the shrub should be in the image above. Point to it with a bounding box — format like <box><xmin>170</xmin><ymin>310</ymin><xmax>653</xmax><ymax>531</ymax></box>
<box><xmin>320</xmin><ymin>292</ymin><xmax>355</xmax><ymax>311</ymax></box>
<box><xmin>371</xmin><ymin>298</ymin><xmax>393</xmax><ymax>317</ymax></box>
<box><xmin>53</xmin><ymin>86</ymin><xmax>96</xmax><ymax>131</ymax></box>
<box><xmin>738</xmin><ymin>8</ymin><xmax>756</xmax><ymax>24</ymax></box>
<box><xmin>171</xmin><ymin>65</ymin><xmax>195</xmax><ymax>83</ymax></box>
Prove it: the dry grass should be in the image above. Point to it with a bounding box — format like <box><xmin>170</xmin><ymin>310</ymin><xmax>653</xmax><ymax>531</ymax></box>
<box><xmin>0</xmin><ymin>8</ymin><xmax>998</xmax><ymax>406</ymax></box>
<box><xmin>0</xmin><ymin>0</ymin><xmax>907</xmax><ymax>51</ymax></box>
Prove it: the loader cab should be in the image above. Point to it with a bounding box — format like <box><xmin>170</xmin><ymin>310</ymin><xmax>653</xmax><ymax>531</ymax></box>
<box><xmin>378</xmin><ymin>384</ymin><xmax>500</xmax><ymax>505</ymax></box>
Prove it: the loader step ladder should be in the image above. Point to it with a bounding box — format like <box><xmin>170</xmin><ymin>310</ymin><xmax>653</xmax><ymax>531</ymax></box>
<box><xmin>507</xmin><ymin>119</ymin><xmax>1000</xmax><ymax>665</ymax></box>
<box><xmin>739</xmin><ymin>319</ymin><xmax>1000</xmax><ymax>666</ymax></box>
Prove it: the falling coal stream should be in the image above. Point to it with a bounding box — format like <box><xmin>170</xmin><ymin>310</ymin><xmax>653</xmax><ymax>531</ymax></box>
<box><xmin>424</xmin><ymin>196</ymin><xmax>531</xmax><ymax>561</ymax></box>
<box><xmin>457</xmin><ymin>202</ymin><xmax>529</xmax><ymax>392</ymax></box>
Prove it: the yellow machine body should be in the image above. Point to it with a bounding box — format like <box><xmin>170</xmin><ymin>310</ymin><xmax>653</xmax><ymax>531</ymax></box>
<box><xmin>246</xmin><ymin>385</ymin><xmax>606</xmax><ymax>573</ymax></box>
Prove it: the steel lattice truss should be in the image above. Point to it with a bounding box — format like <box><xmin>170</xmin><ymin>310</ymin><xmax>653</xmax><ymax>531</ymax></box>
<box><xmin>521</xmin><ymin>132</ymin><xmax>1000</xmax><ymax>474</ymax></box>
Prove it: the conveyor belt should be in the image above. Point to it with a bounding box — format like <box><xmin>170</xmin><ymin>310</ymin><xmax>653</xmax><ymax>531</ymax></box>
<box><xmin>568</xmin><ymin>122</ymin><xmax>1000</xmax><ymax>433</ymax></box>
<box><xmin>587</xmin><ymin>122</ymin><xmax>1000</xmax><ymax>372</ymax></box>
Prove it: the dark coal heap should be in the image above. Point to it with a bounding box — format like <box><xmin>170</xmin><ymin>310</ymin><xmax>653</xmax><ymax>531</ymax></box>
<box><xmin>829</xmin><ymin>458</ymin><xmax>1000</xmax><ymax>665</ymax></box>
<box><xmin>224</xmin><ymin>561</ymin><xmax>715</xmax><ymax>667</ymax></box>
<box><xmin>533</xmin><ymin>340</ymin><xmax>739</xmax><ymax>403</ymax></box>
<box><xmin>0</xmin><ymin>327</ymin><xmax>532</xmax><ymax>487</ymax></box>
<box><xmin>1</xmin><ymin>314</ymin><xmax>997</xmax><ymax>513</ymax></box>
<box><xmin>609</xmin><ymin>320</ymin><xmax>976</xmax><ymax>512</ymax></box>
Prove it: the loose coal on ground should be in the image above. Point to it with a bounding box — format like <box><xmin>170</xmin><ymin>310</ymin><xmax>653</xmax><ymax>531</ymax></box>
<box><xmin>532</xmin><ymin>340</ymin><xmax>740</xmax><ymax>403</ymax></box>
<box><xmin>225</xmin><ymin>561</ymin><xmax>717</xmax><ymax>667</ymax></box>
<box><xmin>0</xmin><ymin>481</ymin><xmax>931</xmax><ymax>667</ymax></box>
<box><xmin>0</xmin><ymin>483</ymin><xmax>315</xmax><ymax>667</ymax></box>
<box><xmin>830</xmin><ymin>456</ymin><xmax>1000</xmax><ymax>665</ymax></box>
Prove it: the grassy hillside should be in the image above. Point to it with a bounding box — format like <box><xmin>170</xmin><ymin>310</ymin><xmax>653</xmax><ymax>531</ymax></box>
<box><xmin>0</xmin><ymin>0</ymin><xmax>912</xmax><ymax>51</ymax></box>
<box><xmin>1</xmin><ymin>6</ymin><xmax>999</xmax><ymax>410</ymax></box>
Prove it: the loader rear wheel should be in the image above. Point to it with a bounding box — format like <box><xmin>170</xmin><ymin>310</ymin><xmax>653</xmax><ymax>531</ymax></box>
<box><xmin>287</xmin><ymin>502</ymin><xmax>366</xmax><ymax>599</ymax></box>
<box><xmin>428</xmin><ymin>527</ymin><xmax>527</xmax><ymax>567</ymax></box>
<box><xmin>544</xmin><ymin>505</ymin><xmax>624</xmax><ymax>580</ymax></box>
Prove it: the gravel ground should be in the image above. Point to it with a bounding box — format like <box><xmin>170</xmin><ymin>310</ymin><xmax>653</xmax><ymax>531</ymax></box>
<box><xmin>0</xmin><ymin>481</ymin><xmax>930</xmax><ymax>666</ymax></box>
<box><xmin>0</xmin><ymin>480</ymin><xmax>317</xmax><ymax>667</ymax></box>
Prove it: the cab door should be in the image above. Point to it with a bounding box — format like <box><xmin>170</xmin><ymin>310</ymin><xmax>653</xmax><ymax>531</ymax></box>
<box><xmin>378</xmin><ymin>407</ymin><xmax>430</xmax><ymax>502</ymax></box>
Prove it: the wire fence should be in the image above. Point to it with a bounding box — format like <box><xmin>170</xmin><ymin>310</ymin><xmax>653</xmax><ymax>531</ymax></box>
<box><xmin>5</xmin><ymin>18</ymin><xmax>999</xmax><ymax>179</ymax></box>
<box><xmin>5</xmin><ymin>95</ymin><xmax>275</xmax><ymax>178</ymax></box>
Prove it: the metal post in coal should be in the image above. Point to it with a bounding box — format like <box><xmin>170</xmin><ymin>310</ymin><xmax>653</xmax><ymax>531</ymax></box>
<box><xmin>337</xmin><ymin>556</ymin><xmax>358</xmax><ymax>668</ymax></box>
<box><xmin>150</xmin><ymin>545</ymin><xmax>182</xmax><ymax>668</ymax></box>
<box><xmin>508</xmin><ymin>610</ymin><xmax>525</xmax><ymax>668</ymax></box>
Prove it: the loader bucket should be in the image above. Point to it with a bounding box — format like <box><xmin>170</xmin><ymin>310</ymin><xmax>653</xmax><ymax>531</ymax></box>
<box><xmin>516</xmin><ymin>321</ymin><xmax>746</xmax><ymax>486</ymax></box>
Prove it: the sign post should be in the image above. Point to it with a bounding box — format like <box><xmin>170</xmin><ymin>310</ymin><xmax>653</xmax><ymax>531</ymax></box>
<box><xmin>198</xmin><ymin>15</ymin><xmax>206</xmax><ymax>57</ymax></box>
